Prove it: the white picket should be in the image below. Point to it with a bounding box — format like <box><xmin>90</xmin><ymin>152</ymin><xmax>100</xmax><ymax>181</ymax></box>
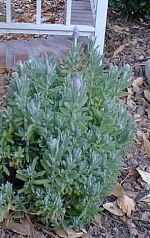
<box><xmin>90</xmin><ymin>0</ymin><xmax>97</xmax><ymax>22</ymax></box>
<box><xmin>95</xmin><ymin>0</ymin><xmax>108</xmax><ymax>54</ymax></box>
<box><xmin>1</xmin><ymin>0</ymin><xmax>108</xmax><ymax>54</ymax></box>
<box><xmin>6</xmin><ymin>0</ymin><xmax>11</xmax><ymax>23</ymax></box>
<box><xmin>36</xmin><ymin>0</ymin><xmax>42</xmax><ymax>24</ymax></box>
<box><xmin>66</xmin><ymin>0</ymin><xmax>72</xmax><ymax>25</ymax></box>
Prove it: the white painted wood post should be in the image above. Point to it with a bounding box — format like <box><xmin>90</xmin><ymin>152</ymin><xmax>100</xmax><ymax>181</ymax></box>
<box><xmin>6</xmin><ymin>0</ymin><xmax>11</xmax><ymax>23</ymax></box>
<box><xmin>66</xmin><ymin>0</ymin><xmax>72</xmax><ymax>25</ymax></box>
<box><xmin>36</xmin><ymin>0</ymin><xmax>42</xmax><ymax>24</ymax></box>
<box><xmin>94</xmin><ymin>0</ymin><xmax>108</xmax><ymax>55</ymax></box>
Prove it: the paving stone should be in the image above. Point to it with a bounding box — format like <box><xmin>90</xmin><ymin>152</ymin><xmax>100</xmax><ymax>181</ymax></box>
<box><xmin>0</xmin><ymin>36</ymin><xmax>88</xmax><ymax>68</ymax></box>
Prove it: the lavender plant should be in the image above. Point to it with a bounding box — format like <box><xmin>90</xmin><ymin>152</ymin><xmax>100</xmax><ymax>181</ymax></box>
<box><xmin>0</xmin><ymin>27</ymin><xmax>135</xmax><ymax>229</ymax></box>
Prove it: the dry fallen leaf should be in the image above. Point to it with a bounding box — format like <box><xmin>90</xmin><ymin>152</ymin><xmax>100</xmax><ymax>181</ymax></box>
<box><xmin>139</xmin><ymin>17</ymin><xmax>144</xmax><ymax>23</ymax></box>
<box><xmin>81</xmin><ymin>234</ymin><xmax>93</xmax><ymax>238</ymax></box>
<box><xmin>127</xmin><ymin>87</ymin><xmax>133</xmax><ymax>101</ymax></box>
<box><xmin>113</xmin><ymin>45</ymin><xmax>125</xmax><ymax>57</ymax></box>
<box><xmin>56</xmin><ymin>228</ymin><xmax>84</xmax><ymax>238</ymax></box>
<box><xmin>143</xmin><ymin>133</ymin><xmax>150</xmax><ymax>158</ymax></box>
<box><xmin>134</xmin><ymin>114</ymin><xmax>142</xmax><ymax>122</ymax></box>
<box><xmin>128</xmin><ymin>167</ymin><xmax>139</xmax><ymax>176</ymax></box>
<box><xmin>25</xmin><ymin>214</ymin><xmax>37</xmax><ymax>238</ymax></box>
<box><xmin>103</xmin><ymin>201</ymin><xmax>124</xmax><ymax>216</ymax></box>
<box><xmin>139</xmin><ymin>194</ymin><xmax>150</xmax><ymax>203</ymax></box>
<box><xmin>110</xmin><ymin>24</ymin><xmax>125</xmax><ymax>32</ymax></box>
<box><xmin>8</xmin><ymin>222</ymin><xmax>29</xmax><ymax>236</ymax></box>
<box><xmin>117</xmin><ymin>194</ymin><xmax>135</xmax><ymax>216</ymax></box>
<box><xmin>120</xmin><ymin>217</ymin><xmax>136</xmax><ymax>228</ymax></box>
<box><xmin>6</xmin><ymin>214</ymin><xmax>43</xmax><ymax>238</ymax></box>
<box><xmin>132</xmin><ymin>77</ymin><xmax>143</xmax><ymax>88</ymax></box>
<box><xmin>136</xmin><ymin>168</ymin><xmax>150</xmax><ymax>185</ymax></box>
<box><xmin>0</xmin><ymin>66</ymin><xmax>9</xmax><ymax>74</ymax></box>
<box><xmin>111</xmin><ymin>182</ymin><xmax>135</xmax><ymax>216</ymax></box>
<box><xmin>112</xmin><ymin>182</ymin><xmax>125</xmax><ymax>197</ymax></box>
<box><xmin>20</xmin><ymin>217</ymin><xmax>30</xmax><ymax>230</ymax></box>
<box><xmin>144</xmin><ymin>90</ymin><xmax>150</xmax><ymax>102</ymax></box>
<box><xmin>33</xmin><ymin>222</ymin><xmax>56</xmax><ymax>237</ymax></box>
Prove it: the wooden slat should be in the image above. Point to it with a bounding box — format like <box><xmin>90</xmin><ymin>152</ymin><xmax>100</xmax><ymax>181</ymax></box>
<box><xmin>71</xmin><ymin>0</ymin><xmax>93</xmax><ymax>26</ymax></box>
<box><xmin>72</xmin><ymin>2</ymin><xmax>90</xmax><ymax>6</ymax></box>
<box><xmin>72</xmin><ymin>17</ymin><xmax>92</xmax><ymax>22</ymax></box>
<box><xmin>72</xmin><ymin>2</ymin><xmax>91</xmax><ymax>9</ymax></box>
<box><xmin>72</xmin><ymin>11</ymin><xmax>92</xmax><ymax>16</ymax></box>
<box><xmin>71</xmin><ymin>19</ymin><xmax>93</xmax><ymax>25</ymax></box>
<box><xmin>71</xmin><ymin>14</ymin><xmax>93</xmax><ymax>21</ymax></box>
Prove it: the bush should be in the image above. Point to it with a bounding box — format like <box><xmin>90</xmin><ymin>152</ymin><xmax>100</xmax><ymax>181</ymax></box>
<box><xmin>109</xmin><ymin>0</ymin><xmax>150</xmax><ymax>19</ymax></box>
<box><xmin>0</xmin><ymin>38</ymin><xmax>135</xmax><ymax>230</ymax></box>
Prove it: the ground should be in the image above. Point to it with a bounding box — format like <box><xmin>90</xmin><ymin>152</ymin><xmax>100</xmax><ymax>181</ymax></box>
<box><xmin>88</xmin><ymin>10</ymin><xmax>150</xmax><ymax>238</ymax></box>
<box><xmin>0</xmin><ymin>8</ymin><xmax>150</xmax><ymax>238</ymax></box>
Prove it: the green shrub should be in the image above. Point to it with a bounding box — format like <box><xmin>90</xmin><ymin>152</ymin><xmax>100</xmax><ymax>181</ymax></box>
<box><xmin>0</xmin><ymin>38</ymin><xmax>135</xmax><ymax>230</ymax></box>
<box><xmin>109</xmin><ymin>0</ymin><xmax>150</xmax><ymax>18</ymax></box>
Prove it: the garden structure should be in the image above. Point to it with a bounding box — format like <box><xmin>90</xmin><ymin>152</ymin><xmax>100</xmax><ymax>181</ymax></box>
<box><xmin>0</xmin><ymin>0</ymin><xmax>108</xmax><ymax>54</ymax></box>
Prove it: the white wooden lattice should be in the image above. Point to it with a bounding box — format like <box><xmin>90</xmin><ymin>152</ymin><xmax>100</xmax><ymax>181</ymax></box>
<box><xmin>0</xmin><ymin>0</ymin><xmax>108</xmax><ymax>54</ymax></box>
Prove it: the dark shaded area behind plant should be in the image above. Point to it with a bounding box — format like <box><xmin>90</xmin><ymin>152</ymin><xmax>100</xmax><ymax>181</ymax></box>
<box><xmin>109</xmin><ymin>0</ymin><xmax>150</xmax><ymax>19</ymax></box>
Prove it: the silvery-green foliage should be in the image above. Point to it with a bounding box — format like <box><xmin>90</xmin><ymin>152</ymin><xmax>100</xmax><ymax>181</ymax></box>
<box><xmin>0</xmin><ymin>38</ymin><xmax>135</xmax><ymax>229</ymax></box>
